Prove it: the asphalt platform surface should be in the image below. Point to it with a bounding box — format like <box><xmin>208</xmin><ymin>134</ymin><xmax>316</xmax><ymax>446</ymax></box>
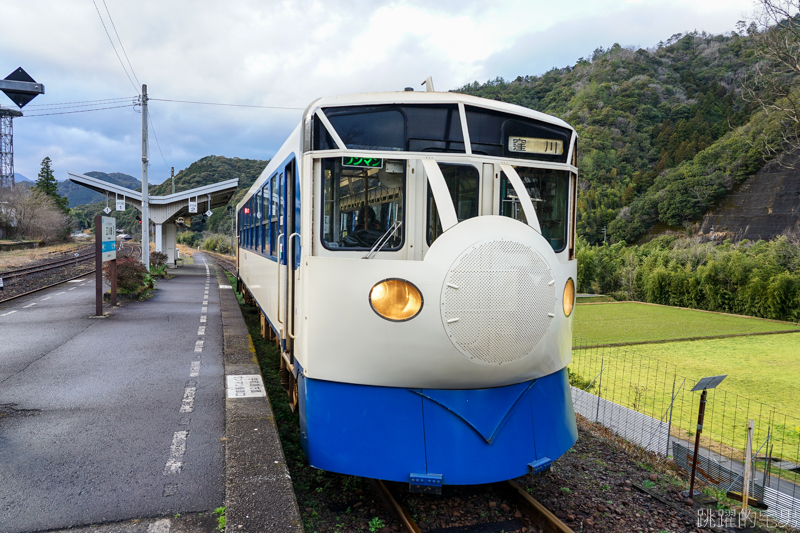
<box><xmin>0</xmin><ymin>254</ymin><xmax>301</xmax><ymax>533</ymax></box>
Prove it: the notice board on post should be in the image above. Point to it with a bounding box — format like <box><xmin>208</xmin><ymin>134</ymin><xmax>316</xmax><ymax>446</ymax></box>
<box><xmin>101</xmin><ymin>216</ymin><xmax>116</xmax><ymax>261</ymax></box>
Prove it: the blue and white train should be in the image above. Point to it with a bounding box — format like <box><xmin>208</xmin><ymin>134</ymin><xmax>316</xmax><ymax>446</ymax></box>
<box><xmin>235</xmin><ymin>90</ymin><xmax>578</xmax><ymax>488</ymax></box>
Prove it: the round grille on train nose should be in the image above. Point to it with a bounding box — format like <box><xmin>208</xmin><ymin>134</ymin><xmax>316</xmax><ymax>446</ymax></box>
<box><xmin>441</xmin><ymin>239</ymin><xmax>556</xmax><ymax>365</ymax></box>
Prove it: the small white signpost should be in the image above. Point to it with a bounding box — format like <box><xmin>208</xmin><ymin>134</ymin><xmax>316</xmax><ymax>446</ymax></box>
<box><xmin>188</xmin><ymin>198</ymin><xmax>198</xmax><ymax>213</ymax></box>
<box><xmin>94</xmin><ymin>215</ymin><xmax>118</xmax><ymax>316</ymax></box>
<box><xmin>116</xmin><ymin>197</ymin><xmax>126</xmax><ymax>211</ymax></box>
<box><xmin>101</xmin><ymin>216</ymin><xmax>116</xmax><ymax>261</ymax></box>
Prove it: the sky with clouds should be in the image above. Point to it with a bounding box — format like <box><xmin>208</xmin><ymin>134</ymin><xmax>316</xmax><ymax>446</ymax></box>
<box><xmin>1</xmin><ymin>0</ymin><xmax>754</xmax><ymax>184</ymax></box>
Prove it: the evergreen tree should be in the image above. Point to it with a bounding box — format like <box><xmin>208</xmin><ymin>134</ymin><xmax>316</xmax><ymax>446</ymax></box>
<box><xmin>34</xmin><ymin>157</ymin><xmax>69</xmax><ymax>213</ymax></box>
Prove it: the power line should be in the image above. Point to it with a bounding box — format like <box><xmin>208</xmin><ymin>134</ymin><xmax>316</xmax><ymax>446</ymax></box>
<box><xmin>91</xmin><ymin>0</ymin><xmax>139</xmax><ymax>95</ymax></box>
<box><xmin>20</xmin><ymin>98</ymin><xmax>137</xmax><ymax>111</ymax></box>
<box><xmin>147</xmin><ymin>110</ymin><xmax>171</xmax><ymax>172</ymax></box>
<box><xmin>20</xmin><ymin>104</ymin><xmax>134</xmax><ymax>117</ymax></box>
<box><xmin>149</xmin><ymin>98</ymin><xmax>304</xmax><ymax>110</ymax></box>
<box><xmin>102</xmin><ymin>0</ymin><xmax>141</xmax><ymax>88</ymax></box>
<box><xmin>26</xmin><ymin>96</ymin><xmax>138</xmax><ymax>107</ymax></box>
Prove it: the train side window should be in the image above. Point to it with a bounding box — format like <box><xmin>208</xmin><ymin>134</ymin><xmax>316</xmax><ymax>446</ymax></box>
<box><xmin>320</xmin><ymin>157</ymin><xmax>405</xmax><ymax>251</ymax></box>
<box><xmin>262</xmin><ymin>185</ymin><xmax>268</xmax><ymax>253</ymax></box>
<box><xmin>427</xmin><ymin>164</ymin><xmax>479</xmax><ymax>245</ymax></box>
<box><xmin>269</xmin><ymin>176</ymin><xmax>278</xmax><ymax>257</ymax></box>
<box><xmin>499</xmin><ymin>167</ymin><xmax>569</xmax><ymax>252</ymax></box>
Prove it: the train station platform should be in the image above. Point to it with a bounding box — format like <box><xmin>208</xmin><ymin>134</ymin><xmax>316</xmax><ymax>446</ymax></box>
<box><xmin>0</xmin><ymin>254</ymin><xmax>301</xmax><ymax>533</ymax></box>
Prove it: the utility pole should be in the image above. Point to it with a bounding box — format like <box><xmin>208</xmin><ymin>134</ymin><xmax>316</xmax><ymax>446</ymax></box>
<box><xmin>141</xmin><ymin>84</ymin><xmax>150</xmax><ymax>270</ymax></box>
<box><xmin>171</xmin><ymin>166</ymin><xmax>175</xmax><ymax>195</ymax></box>
<box><xmin>603</xmin><ymin>226</ymin><xmax>607</xmax><ymax>243</ymax></box>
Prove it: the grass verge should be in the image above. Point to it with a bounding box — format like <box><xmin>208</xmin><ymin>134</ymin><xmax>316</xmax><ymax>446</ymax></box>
<box><xmin>574</xmin><ymin>302</ymin><xmax>799</xmax><ymax>346</ymax></box>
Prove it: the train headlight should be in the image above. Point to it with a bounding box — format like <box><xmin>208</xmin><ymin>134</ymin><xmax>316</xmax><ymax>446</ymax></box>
<box><xmin>369</xmin><ymin>279</ymin><xmax>423</xmax><ymax>321</ymax></box>
<box><xmin>563</xmin><ymin>278</ymin><xmax>575</xmax><ymax>317</ymax></box>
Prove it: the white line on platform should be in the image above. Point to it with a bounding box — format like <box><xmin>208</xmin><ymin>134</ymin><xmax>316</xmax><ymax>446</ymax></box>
<box><xmin>40</xmin><ymin>296</ymin><xmax>51</xmax><ymax>301</ymax></box>
<box><xmin>197</xmin><ymin>326</ymin><xmax>206</xmax><ymax>336</ymax></box>
<box><xmin>194</xmin><ymin>340</ymin><xmax>204</xmax><ymax>353</ymax></box>
<box><xmin>68</xmin><ymin>280</ymin><xmax>82</xmax><ymax>283</ymax></box>
<box><xmin>163</xmin><ymin>431</ymin><xmax>188</xmax><ymax>474</ymax></box>
<box><xmin>219</xmin><ymin>284</ymin><xmax>232</xmax><ymax>289</ymax></box>
<box><xmin>1</xmin><ymin>310</ymin><xmax>17</xmax><ymax>316</ymax></box>
<box><xmin>179</xmin><ymin>384</ymin><xmax>196</xmax><ymax>413</ymax></box>
<box><xmin>190</xmin><ymin>361</ymin><xmax>200</xmax><ymax>377</ymax></box>
<box><xmin>203</xmin><ymin>300</ymin><xmax>208</xmax><ymax>306</ymax></box>
<box><xmin>23</xmin><ymin>302</ymin><xmax>36</xmax><ymax>308</ymax></box>
<box><xmin>201</xmin><ymin>306</ymin><xmax>207</xmax><ymax>312</ymax></box>
<box><xmin>55</xmin><ymin>292</ymin><xmax>65</xmax><ymax>295</ymax></box>
<box><xmin>200</xmin><ymin>315</ymin><xmax>207</xmax><ymax>323</ymax></box>
<box><xmin>67</xmin><ymin>287</ymin><xmax>76</xmax><ymax>291</ymax></box>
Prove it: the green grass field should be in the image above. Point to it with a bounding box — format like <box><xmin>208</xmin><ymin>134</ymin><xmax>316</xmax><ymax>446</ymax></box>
<box><xmin>570</xmin><ymin>302</ymin><xmax>800</xmax><ymax>465</ymax></box>
<box><xmin>629</xmin><ymin>335</ymin><xmax>800</xmax><ymax>417</ymax></box>
<box><xmin>573</xmin><ymin>302</ymin><xmax>799</xmax><ymax>346</ymax></box>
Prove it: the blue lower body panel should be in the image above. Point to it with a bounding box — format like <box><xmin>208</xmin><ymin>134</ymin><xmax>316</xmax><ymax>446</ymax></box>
<box><xmin>298</xmin><ymin>367</ymin><xmax>577</xmax><ymax>485</ymax></box>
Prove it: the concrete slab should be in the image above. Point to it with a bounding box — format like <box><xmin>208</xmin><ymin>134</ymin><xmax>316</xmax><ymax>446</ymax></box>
<box><xmin>213</xmin><ymin>264</ymin><xmax>303</xmax><ymax>533</ymax></box>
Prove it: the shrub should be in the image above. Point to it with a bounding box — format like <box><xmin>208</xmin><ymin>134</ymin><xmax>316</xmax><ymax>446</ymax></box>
<box><xmin>103</xmin><ymin>257</ymin><xmax>148</xmax><ymax>294</ymax></box>
<box><xmin>150</xmin><ymin>250</ymin><xmax>168</xmax><ymax>268</ymax></box>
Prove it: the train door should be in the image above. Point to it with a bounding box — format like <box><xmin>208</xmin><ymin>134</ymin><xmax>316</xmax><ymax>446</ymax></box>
<box><xmin>278</xmin><ymin>159</ymin><xmax>300</xmax><ymax>351</ymax></box>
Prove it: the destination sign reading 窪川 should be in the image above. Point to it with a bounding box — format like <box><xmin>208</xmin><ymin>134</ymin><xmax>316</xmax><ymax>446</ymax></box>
<box><xmin>508</xmin><ymin>137</ymin><xmax>564</xmax><ymax>156</ymax></box>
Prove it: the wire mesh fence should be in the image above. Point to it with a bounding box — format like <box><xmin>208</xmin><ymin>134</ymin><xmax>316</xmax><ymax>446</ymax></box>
<box><xmin>569</xmin><ymin>337</ymin><xmax>800</xmax><ymax>529</ymax></box>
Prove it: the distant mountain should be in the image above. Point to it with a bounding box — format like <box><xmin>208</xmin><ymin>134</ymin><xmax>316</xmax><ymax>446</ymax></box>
<box><xmin>58</xmin><ymin>171</ymin><xmax>141</xmax><ymax>208</ymax></box>
<box><xmin>13</xmin><ymin>173</ymin><xmax>32</xmax><ymax>188</ymax></box>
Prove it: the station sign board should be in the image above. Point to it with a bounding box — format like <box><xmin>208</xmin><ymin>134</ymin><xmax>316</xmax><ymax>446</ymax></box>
<box><xmin>101</xmin><ymin>216</ymin><xmax>116</xmax><ymax>261</ymax></box>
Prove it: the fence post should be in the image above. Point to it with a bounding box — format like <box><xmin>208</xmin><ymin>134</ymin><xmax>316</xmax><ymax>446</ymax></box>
<box><xmin>743</xmin><ymin>419</ymin><xmax>754</xmax><ymax>512</ymax></box>
<box><xmin>595</xmin><ymin>356</ymin><xmax>604</xmax><ymax>423</ymax></box>
<box><xmin>666</xmin><ymin>376</ymin><xmax>676</xmax><ymax>457</ymax></box>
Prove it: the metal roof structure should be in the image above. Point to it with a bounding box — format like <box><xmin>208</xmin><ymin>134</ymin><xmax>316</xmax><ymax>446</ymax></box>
<box><xmin>67</xmin><ymin>172</ymin><xmax>239</xmax><ymax>224</ymax></box>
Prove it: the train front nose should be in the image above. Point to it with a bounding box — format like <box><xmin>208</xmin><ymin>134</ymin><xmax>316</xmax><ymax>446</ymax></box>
<box><xmin>426</xmin><ymin>215</ymin><xmax>561</xmax><ymax>368</ymax></box>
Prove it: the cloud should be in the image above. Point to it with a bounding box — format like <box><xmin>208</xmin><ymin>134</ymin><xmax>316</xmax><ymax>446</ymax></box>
<box><xmin>0</xmin><ymin>0</ymin><xmax>753</xmax><ymax>183</ymax></box>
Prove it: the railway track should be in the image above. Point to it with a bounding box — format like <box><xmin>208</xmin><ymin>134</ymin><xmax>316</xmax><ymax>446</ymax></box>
<box><xmin>0</xmin><ymin>245</ymin><xmax>97</xmax><ymax>303</ymax></box>
<box><xmin>369</xmin><ymin>479</ymin><xmax>575</xmax><ymax>533</ymax></box>
<box><xmin>202</xmin><ymin>250</ymin><xmax>237</xmax><ymax>276</ymax></box>
<box><xmin>0</xmin><ymin>241</ymin><xmax>141</xmax><ymax>303</ymax></box>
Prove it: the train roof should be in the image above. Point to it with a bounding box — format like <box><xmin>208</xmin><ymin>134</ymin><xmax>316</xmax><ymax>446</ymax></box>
<box><xmin>304</xmin><ymin>91</ymin><xmax>574</xmax><ymax>132</ymax></box>
<box><xmin>239</xmin><ymin>91</ymin><xmax>575</xmax><ymax>208</ymax></box>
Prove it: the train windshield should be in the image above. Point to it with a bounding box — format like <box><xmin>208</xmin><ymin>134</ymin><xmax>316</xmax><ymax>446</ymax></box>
<box><xmin>500</xmin><ymin>167</ymin><xmax>569</xmax><ymax>252</ymax></box>
<box><xmin>320</xmin><ymin>157</ymin><xmax>405</xmax><ymax>250</ymax></box>
<box><xmin>427</xmin><ymin>164</ymin><xmax>479</xmax><ymax>245</ymax></box>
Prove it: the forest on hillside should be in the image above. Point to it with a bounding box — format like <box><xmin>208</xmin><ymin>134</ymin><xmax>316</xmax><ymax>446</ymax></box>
<box><xmin>457</xmin><ymin>25</ymin><xmax>788</xmax><ymax>245</ymax></box>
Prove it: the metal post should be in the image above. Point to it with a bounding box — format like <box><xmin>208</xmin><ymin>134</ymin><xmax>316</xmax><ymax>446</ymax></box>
<box><xmin>94</xmin><ymin>215</ymin><xmax>103</xmax><ymax>317</ymax></box>
<box><xmin>762</xmin><ymin>427</ymin><xmax>771</xmax><ymax>489</ymax></box>
<box><xmin>743</xmin><ymin>419</ymin><xmax>754</xmax><ymax>511</ymax></box>
<box><xmin>595</xmin><ymin>356</ymin><xmax>604</xmax><ymax>423</ymax></box>
<box><xmin>171</xmin><ymin>166</ymin><xmax>174</xmax><ymax>195</ymax></box>
<box><xmin>110</xmin><ymin>258</ymin><xmax>117</xmax><ymax>307</ymax></box>
<box><xmin>141</xmin><ymin>84</ymin><xmax>150</xmax><ymax>271</ymax></box>
<box><xmin>689</xmin><ymin>389</ymin><xmax>708</xmax><ymax>498</ymax></box>
<box><xmin>666</xmin><ymin>377</ymin><xmax>676</xmax><ymax>457</ymax></box>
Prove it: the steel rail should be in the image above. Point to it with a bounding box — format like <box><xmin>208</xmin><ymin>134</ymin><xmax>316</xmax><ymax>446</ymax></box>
<box><xmin>368</xmin><ymin>479</ymin><xmax>422</xmax><ymax>533</ymax></box>
<box><xmin>1</xmin><ymin>253</ymin><xmax>96</xmax><ymax>279</ymax></box>
<box><xmin>0</xmin><ymin>269</ymin><xmax>95</xmax><ymax>304</ymax></box>
<box><xmin>504</xmin><ymin>480</ymin><xmax>576</xmax><ymax>533</ymax></box>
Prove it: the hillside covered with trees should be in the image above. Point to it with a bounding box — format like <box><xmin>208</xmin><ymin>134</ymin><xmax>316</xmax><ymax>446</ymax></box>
<box><xmin>458</xmin><ymin>25</ymin><xmax>788</xmax><ymax>245</ymax></box>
